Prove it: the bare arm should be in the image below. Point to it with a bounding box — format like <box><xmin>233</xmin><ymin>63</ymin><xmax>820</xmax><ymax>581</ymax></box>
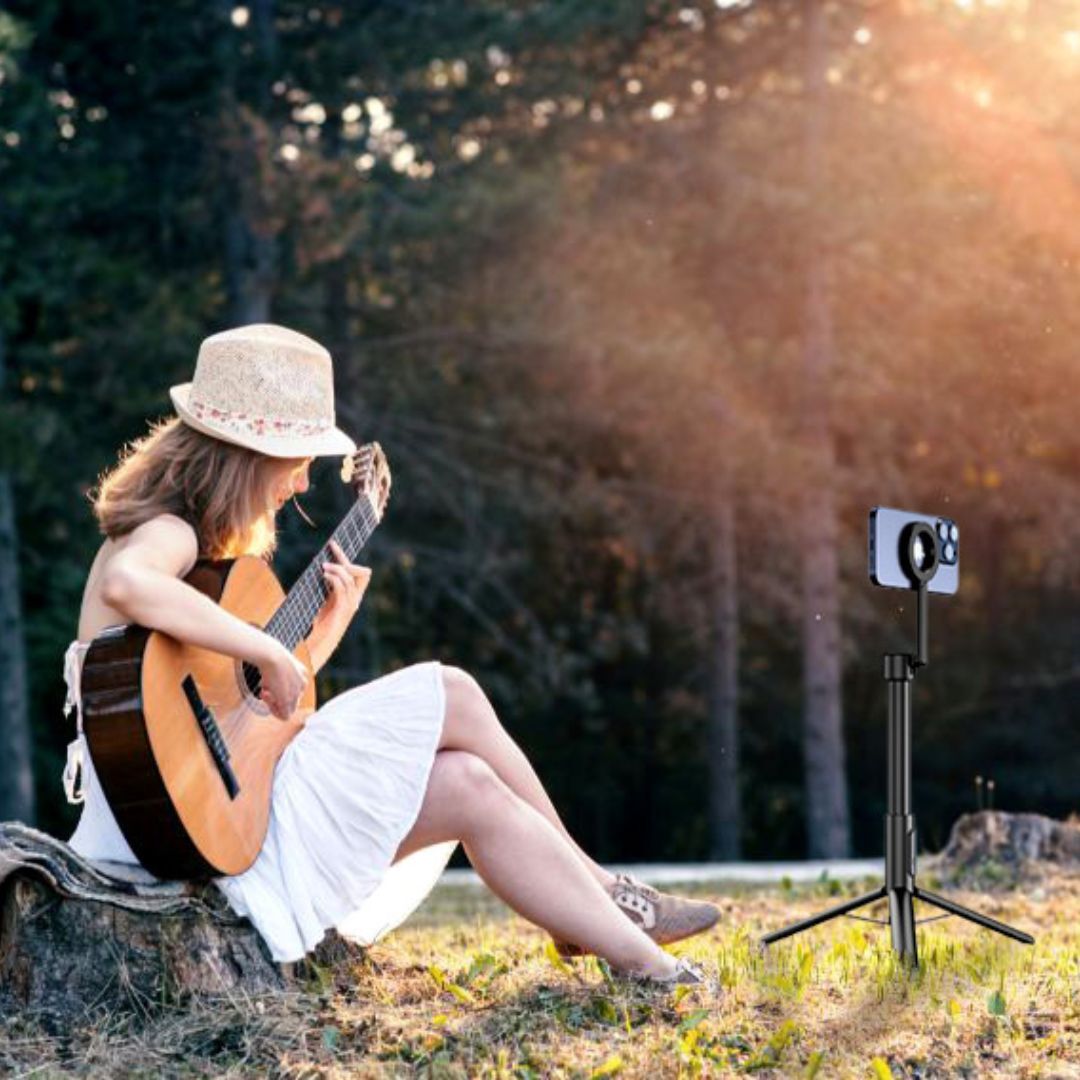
<box><xmin>304</xmin><ymin>617</ymin><xmax>347</xmax><ymax>676</ymax></box>
<box><xmin>100</xmin><ymin>514</ymin><xmax>280</xmax><ymax>667</ymax></box>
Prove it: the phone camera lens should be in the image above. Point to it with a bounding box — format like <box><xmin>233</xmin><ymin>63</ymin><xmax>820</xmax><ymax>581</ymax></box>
<box><xmin>937</xmin><ymin>521</ymin><xmax>949</xmax><ymax>540</ymax></box>
<box><xmin>949</xmin><ymin>523</ymin><xmax>958</xmax><ymax>543</ymax></box>
<box><xmin>943</xmin><ymin>542</ymin><xmax>956</xmax><ymax>562</ymax></box>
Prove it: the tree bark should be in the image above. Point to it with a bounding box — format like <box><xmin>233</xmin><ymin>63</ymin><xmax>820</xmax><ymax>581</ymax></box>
<box><xmin>0</xmin><ymin>822</ymin><xmax>357</xmax><ymax>1031</ymax></box>
<box><xmin>323</xmin><ymin>257</ymin><xmax>380</xmax><ymax>685</ymax></box>
<box><xmin>0</xmin><ymin>328</ymin><xmax>35</xmax><ymax>825</ymax></box>
<box><xmin>0</xmin><ymin>822</ymin><xmax>280</xmax><ymax>1027</ymax></box>
<box><xmin>217</xmin><ymin>0</ymin><xmax>278</xmax><ymax>325</ymax></box>
<box><xmin>798</xmin><ymin>0</ymin><xmax>850</xmax><ymax>858</ymax></box>
<box><xmin>934</xmin><ymin>810</ymin><xmax>1080</xmax><ymax>889</ymax></box>
<box><xmin>319</xmin><ymin>96</ymin><xmax>380</xmax><ymax>687</ymax></box>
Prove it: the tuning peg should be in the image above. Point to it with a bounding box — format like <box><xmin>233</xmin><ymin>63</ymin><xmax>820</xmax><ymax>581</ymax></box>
<box><xmin>340</xmin><ymin>455</ymin><xmax>356</xmax><ymax>483</ymax></box>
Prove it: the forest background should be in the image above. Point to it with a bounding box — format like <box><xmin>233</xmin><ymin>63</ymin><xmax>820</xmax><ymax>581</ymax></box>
<box><xmin>1</xmin><ymin>0</ymin><xmax>1077</xmax><ymax>869</ymax></box>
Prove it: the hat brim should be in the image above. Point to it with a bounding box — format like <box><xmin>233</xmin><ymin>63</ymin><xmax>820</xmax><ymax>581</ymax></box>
<box><xmin>169</xmin><ymin>384</ymin><xmax>357</xmax><ymax>459</ymax></box>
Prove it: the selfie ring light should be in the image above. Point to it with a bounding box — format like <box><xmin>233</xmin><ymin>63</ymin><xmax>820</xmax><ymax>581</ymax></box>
<box><xmin>901</xmin><ymin>521</ymin><xmax>938</xmax><ymax>585</ymax></box>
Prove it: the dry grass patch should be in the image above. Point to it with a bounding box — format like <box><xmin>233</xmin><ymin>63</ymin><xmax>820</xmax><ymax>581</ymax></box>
<box><xmin>1</xmin><ymin>872</ymin><xmax>1077</xmax><ymax>1078</ymax></box>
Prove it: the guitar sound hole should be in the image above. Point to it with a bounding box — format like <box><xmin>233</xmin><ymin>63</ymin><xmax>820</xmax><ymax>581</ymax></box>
<box><xmin>239</xmin><ymin>659</ymin><xmax>267</xmax><ymax>711</ymax></box>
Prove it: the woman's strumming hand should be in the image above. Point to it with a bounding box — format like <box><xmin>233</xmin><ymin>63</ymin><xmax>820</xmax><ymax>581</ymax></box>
<box><xmin>259</xmin><ymin>641</ymin><xmax>310</xmax><ymax>720</ymax></box>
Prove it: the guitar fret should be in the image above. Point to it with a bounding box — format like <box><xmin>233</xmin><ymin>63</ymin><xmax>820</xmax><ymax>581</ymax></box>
<box><xmin>265</xmin><ymin>496</ymin><xmax>379</xmax><ymax>651</ymax></box>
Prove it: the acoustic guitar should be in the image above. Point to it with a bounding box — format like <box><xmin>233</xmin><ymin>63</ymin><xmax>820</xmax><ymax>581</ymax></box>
<box><xmin>81</xmin><ymin>442</ymin><xmax>392</xmax><ymax>881</ymax></box>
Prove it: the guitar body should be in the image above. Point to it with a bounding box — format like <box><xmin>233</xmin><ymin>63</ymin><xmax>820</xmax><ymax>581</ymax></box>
<box><xmin>81</xmin><ymin>555</ymin><xmax>315</xmax><ymax>881</ymax></box>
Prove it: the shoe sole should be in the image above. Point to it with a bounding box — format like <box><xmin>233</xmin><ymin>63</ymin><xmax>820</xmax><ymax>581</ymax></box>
<box><xmin>555</xmin><ymin>911</ymin><xmax>720</xmax><ymax>958</ymax></box>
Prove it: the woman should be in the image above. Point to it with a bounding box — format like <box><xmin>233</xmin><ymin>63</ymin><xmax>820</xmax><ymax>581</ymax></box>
<box><xmin>61</xmin><ymin>323</ymin><xmax>718</xmax><ymax>987</ymax></box>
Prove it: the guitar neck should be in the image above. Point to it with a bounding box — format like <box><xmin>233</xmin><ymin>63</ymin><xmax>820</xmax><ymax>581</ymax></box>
<box><xmin>263</xmin><ymin>496</ymin><xmax>379</xmax><ymax>651</ymax></box>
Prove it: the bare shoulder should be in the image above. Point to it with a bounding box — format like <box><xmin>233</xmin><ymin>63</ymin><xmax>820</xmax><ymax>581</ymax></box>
<box><xmin>115</xmin><ymin>513</ymin><xmax>200</xmax><ymax>579</ymax></box>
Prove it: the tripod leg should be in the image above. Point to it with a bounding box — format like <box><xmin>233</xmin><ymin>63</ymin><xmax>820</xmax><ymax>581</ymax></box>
<box><xmin>914</xmin><ymin>887</ymin><xmax>1035</xmax><ymax>946</ymax></box>
<box><xmin>888</xmin><ymin>888</ymin><xmax>917</xmax><ymax>966</ymax></box>
<box><xmin>761</xmin><ymin>887</ymin><xmax>887</xmax><ymax>948</ymax></box>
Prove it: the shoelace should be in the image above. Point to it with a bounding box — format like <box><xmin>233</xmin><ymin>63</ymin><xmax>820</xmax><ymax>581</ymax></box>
<box><xmin>615</xmin><ymin>872</ymin><xmax>661</xmax><ymax>903</ymax></box>
<box><xmin>611</xmin><ymin>874</ymin><xmax>662</xmax><ymax>930</ymax></box>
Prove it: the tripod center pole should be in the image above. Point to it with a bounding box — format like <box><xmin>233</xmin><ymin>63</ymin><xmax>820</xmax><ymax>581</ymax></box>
<box><xmin>884</xmin><ymin>653</ymin><xmax>917</xmax><ymax>892</ymax></box>
<box><xmin>916</xmin><ymin>581</ymin><xmax>929</xmax><ymax>667</ymax></box>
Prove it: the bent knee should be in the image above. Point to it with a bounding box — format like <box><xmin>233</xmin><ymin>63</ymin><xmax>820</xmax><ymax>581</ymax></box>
<box><xmin>428</xmin><ymin>750</ymin><xmax>509</xmax><ymax>822</ymax></box>
<box><xmin>442</xmin><ymin>664</ymin><xmax>482</xmax><ymax>699</ymax></box>
<box><xmin>441</xmin><ymin>664</ymin><xmax>489</xmax><ymax>722</ymax></box>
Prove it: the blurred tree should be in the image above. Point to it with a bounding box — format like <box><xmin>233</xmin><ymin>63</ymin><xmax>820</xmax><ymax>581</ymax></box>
<box><xmin>796</xmin><ymin>0</ymin><xmax>850</xmax><ymax>857</ymax></box>
<box><xmin>214</xmin><ymin>0</ymin><xmax>280</xmax><ymax>323</ymax></box>
<box><xmin>3</xmin><ymin>0</ymin><xmax>1078</xmax><ymax>862</ymax></box>
<box><xmin>0</xmin><ymin>324</ymin><xmax>34</xmax><ymax>823</ymax></box>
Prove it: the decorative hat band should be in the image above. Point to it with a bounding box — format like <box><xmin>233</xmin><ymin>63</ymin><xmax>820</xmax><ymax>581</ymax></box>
<box><xmin>187</xmin><ymin>397</ymin><xmax>333</xmax><ymax>438</ymax></box>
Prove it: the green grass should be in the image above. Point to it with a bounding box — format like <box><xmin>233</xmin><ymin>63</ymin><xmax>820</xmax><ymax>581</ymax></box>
<box><xmin>3</xmin><ymin>871</ymin><xmax>1078</xmax><ymax>1078</ymax></box>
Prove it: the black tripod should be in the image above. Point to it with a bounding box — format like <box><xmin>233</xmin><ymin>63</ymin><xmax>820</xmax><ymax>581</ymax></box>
<box><xmin>761</xmin><ymin>580</ymin><xmax>1034</xmax><ymax>967</ymax></box>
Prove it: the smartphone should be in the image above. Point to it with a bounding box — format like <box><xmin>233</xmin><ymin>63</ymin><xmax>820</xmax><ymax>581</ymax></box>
<box><xmin>869</xmin><ymin>506</ymin><xmax>959</xmax><ymax>594</ymax></box>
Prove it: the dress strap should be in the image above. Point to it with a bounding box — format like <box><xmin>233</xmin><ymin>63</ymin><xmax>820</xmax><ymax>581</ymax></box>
<box><xmin>61</xmin><ymin>641</ymin><xmax>88</xmax><ymax>804</ymax></box>
<box><xmin>63</xmin><ymin>641</ymin><xmax>87</xmax><ymax>736</ymax></box>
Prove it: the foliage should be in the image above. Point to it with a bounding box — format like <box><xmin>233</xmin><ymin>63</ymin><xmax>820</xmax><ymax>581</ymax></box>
<box><xmin>2</xmin><ymin>0</ymin><xmax>1077</xmax><ymax>854</ymax></box>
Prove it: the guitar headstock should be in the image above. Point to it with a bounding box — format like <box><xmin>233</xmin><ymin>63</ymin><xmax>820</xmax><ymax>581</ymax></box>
<box><xmin>340</xmin><ymin>442</ymin><xmax>392</xmax><ymax>522</ymax></box>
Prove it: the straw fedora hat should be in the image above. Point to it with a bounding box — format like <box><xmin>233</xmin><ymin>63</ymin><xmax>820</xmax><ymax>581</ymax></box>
<box><xmin>169</xmin><ymin>323</ymin><xmax>357</xmax><ymax>459</ymax></box>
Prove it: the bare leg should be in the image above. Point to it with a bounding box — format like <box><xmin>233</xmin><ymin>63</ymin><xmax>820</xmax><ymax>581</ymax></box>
<box><xmin>438</xmin><ymin>666</ymin><xmax>616</xmax><ymax>891</ymax></box>
<box><xmin>392</xmin><ymin>749</ymin><xmax>677</xmax><ymax>979</ymax></box>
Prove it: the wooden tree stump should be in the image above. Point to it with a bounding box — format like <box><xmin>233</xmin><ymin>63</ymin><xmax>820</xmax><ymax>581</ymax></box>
<box><xmin>0</xmin><ymin>821</ymin><xmax>291</xmax><ymax>1031</ymax></box>
<box><xmin>933</xmin><ymin>810</ymin><xmax>1080</xmax><ymax>888</ymax></box>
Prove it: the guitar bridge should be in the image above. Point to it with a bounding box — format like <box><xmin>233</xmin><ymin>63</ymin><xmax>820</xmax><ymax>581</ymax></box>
<box><xmin>181</xmin><ymin>675</ymin><xmax>241</xmax><ymax>800</ymax></box>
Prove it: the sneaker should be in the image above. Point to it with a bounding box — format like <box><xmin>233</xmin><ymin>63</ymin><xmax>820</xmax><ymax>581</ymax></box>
<box><xmin>554</xmin><ymin>872</ymin><xmax>721</xmax><ymax>958</ymax></box>
<box><xmin>615</xmin><ymin>956</ymin><xmax>715</xmax><ymax>991</ymax></box>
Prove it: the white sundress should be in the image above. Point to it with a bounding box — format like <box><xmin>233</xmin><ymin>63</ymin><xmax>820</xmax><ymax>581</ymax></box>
<box><xmin>61</xmin><ymin>637</ymin><xmax>459</xmax><ymax>963</ymax></box>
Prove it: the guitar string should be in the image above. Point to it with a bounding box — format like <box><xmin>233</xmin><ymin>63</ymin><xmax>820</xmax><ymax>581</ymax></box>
<box><xmin>248</xmin><ymin>497</ymin><xmax>379</xmax><ymax>693</ymax></box>
<box><xmin>262</xmin><ymin>495</ymin><xmax>380</xmax><ymax>653</ymax></box>
<box><xmin>283</xmin><ymin>498</ymin><xmax>378</xmax><ymax>638</ymax></box>
<box><xmin>266</xmin><ymin>508</ymin><xmax>372</xmax><ymax>648</ymax></box>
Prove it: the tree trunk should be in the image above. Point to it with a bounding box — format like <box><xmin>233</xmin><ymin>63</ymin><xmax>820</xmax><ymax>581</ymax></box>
<box><xmin>947</xmin><ymin>810</ymin><xmax>1080</xmax><ymax>867</ymax></box>
<box><xmin>707</xmin><ymin>397</ymin><xmax>741</xmax><ymax>860</ymax></box>
<box><xmin>934</xmin><ymin>809</ymin><xmax>1080</xmax><ymax>889</ymax></box>
<box><xmin>318</xmin><ymin>88</ymin><xmax>379</xmax><ymax>687</ymax></box>
<box><xmin>798</xmin><ymin>0</ymin><xmax>850</xmax><ymax>858</ymax></box>
<box><xmin>0</xmin><ymin>328</ymin><xmax>35</xmax><ymax>825</ymax></box>
<box><xmin>0</xmin><ymin>822</ymin><xmax>279</xmax><ymax>1026</ymax></box>
<box><xmin>323</xmin><ymin>256</ymin><xmax>378</xmax><ymax>685</ymax></box>
<box><xmin>0</xmin><ymin>822</ymin><xmax>356</xmax><ymax>1031</ymax></box>
<box><xmin>217</xmin><ymin>0</ymin><xmax>278</xmax><ymax>325</ymax></box>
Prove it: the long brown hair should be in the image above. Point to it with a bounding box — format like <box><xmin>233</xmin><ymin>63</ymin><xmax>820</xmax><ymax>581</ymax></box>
<box><xmin>90</xmin><ymin>416</ymin><xmax>303</xmax><ymax>561</ymax></box>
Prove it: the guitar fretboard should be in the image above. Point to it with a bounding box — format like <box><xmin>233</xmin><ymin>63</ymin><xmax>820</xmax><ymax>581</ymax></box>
<box><xmin>263</xmin><ymin>496</ymin><xmax>379</xmax><ymax>651</ymax></box>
